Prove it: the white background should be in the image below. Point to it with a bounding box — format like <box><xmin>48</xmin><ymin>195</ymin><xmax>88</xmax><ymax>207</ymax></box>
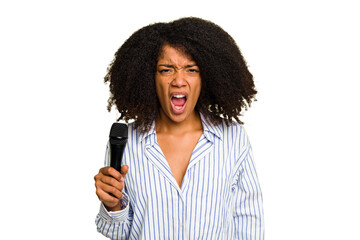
<box><xmin>1</xmin><ymin>0</ymin><xmax>359</xmax><ymax>239</ymax></box>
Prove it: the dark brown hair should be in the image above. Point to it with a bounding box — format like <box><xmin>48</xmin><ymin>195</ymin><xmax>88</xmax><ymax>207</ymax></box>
<box><xmin>105</xmin><ymin>17</ymin><xmax>257</xmax><ymax>132</ymax></box>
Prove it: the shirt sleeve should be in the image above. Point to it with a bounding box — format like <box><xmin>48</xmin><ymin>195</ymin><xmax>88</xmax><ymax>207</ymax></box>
<box><xmin>232</xmin><ymin>136</ymin><xmax>265</xmax><ymax>239</ymax></box>
<box><xmin>95</xmin><ymin>142</ymin><xmax>133</xmax><ymax>239</ymax></box>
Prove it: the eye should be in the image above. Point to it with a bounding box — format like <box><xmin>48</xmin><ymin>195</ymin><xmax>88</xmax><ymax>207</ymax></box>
<box><xmin>187</xmin><ymin>68</ymin><xmax>200</xmax><ymax>73</ymax></box>
<box><xmin>159</xmin><ymin>68</ymin><xmax>174</xmax><ymax>75</ymax></box>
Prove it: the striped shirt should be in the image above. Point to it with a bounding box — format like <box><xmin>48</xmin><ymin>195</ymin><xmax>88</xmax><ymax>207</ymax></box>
<box><xmin>96</xmin><ymin>115</ymin><xmax>264</xmax><ymax>239</ymax></box>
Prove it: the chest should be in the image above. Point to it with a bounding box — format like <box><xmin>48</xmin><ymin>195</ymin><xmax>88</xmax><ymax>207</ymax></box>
<box><xmin>125</xmin><ymin>146</ymin><xmax>234</xmax><ymax>239</ymax></box>
<box><xmin>157</xmin><ymin>131</ymin><xmax>202</xmax><ymax>187</ymax></box>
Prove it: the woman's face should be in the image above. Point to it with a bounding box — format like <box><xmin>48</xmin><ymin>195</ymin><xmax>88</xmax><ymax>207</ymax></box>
<box><xmin>155</xmin><ymin>45</ymin><xmax>202</xmax><ymax>124</ymax></box>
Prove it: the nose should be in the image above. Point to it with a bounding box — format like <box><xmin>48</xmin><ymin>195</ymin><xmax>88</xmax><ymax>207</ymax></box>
<box><xmin>171</xmin><ymin>70</ymin><xmax>187</xmax><ymax>87</ymax></box>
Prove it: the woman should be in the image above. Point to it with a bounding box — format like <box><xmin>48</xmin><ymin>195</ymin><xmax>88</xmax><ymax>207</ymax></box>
<box><xmin>94</xmin><ymin>17</ymin><xmax>264</xmax><ymax>239</ymax></box>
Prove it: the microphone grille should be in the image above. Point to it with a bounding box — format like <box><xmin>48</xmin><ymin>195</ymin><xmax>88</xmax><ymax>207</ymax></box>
<box><xmin>110</xmin><ymin>123</ymin><xmax>128</xmax><ymax>138</ymax></box>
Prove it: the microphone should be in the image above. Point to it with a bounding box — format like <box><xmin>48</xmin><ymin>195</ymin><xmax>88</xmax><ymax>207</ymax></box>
<box><xmin>109</xmin><ymin>123</ymin><xmax>128</xmax><ymax>172</ymax></box>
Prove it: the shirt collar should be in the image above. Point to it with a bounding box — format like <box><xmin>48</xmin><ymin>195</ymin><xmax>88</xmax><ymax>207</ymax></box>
<box><xmin>138</xmin><ymin>112</ymin><xmax>223</xmax><ymax>143</ymax></box>
<box><xmin>200</xmin><ymin>113</ymin><xmax>223</xmax><ymax>141</ymax></box>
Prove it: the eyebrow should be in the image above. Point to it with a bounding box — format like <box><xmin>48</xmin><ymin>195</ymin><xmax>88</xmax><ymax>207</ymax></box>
<box><xmin>158</xmin><ymin>64</ymin><xmax>198</xmax><ymax>68</ymax></box>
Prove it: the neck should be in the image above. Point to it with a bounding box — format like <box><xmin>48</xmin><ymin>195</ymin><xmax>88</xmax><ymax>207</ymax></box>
<box><xmin>155</xmin><ymin>111</ymin><xmax>203</xmax><ymax>135</ymax></box>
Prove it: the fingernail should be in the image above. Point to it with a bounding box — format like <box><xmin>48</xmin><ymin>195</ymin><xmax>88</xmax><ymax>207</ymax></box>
<box><xmin>119</xmin><ymin>176</ymin><xmax>125</xmax><ymax>182</ymax></box>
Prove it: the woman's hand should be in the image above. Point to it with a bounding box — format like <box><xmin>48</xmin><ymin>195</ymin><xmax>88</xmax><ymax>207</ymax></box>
<box><xmin>94</xmin><ymin>165</ymin><xmax>129</xmax><ymax>211</ymax></box>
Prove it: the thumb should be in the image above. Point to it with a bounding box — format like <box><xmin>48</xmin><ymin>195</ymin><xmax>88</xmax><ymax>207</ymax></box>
<box><xmin>120</xmin><ymin>165</ymin><xmax>129</xmax><ymax>181</ymax></box>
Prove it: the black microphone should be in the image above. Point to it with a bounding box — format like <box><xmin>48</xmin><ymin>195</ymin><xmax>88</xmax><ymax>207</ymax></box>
<box><xmin>109</xmin><ymin>123</ymin><xmax>128</xmax><ymax>172</ymax></box>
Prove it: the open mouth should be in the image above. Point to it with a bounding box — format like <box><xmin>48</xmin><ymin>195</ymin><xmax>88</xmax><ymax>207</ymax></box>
<box><xmin>170</xmin><ymin>94</ymin><xmax>187</xmax><ymax>113</ymax></box>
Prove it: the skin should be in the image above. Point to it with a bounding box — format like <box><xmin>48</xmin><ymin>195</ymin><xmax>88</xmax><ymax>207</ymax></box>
<box><xmin>155</xmin><ymin>45</ymin><xmax>203</xmax><ymax>187</ymax></box>
<box><xmin>155</xmin><ymin>45</ymin><xmax>202</xmax><ymax>125</ymax></box>
<box><xmin>94</xmin><ymin>166</ymin><xmax>128</xmax><ymax>211</ymax></box>
<box><xmin>94</xmin><ymin>45</ymin><xmax>203</xmax><ymax>211</ymax></box>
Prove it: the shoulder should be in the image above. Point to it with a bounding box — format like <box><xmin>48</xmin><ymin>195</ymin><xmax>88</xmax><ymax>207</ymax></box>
<box><xmin>218</xmin><ymin>120</ymin><xmax>251</xmax><ymax>158</ymax></box>
<box><xmin>126</xmin><ymin>122</ymin><xmax>140</xmax><ymax>141</ymax></box>
<box><xmin>201</xmin><ymin>114</ymin><xmax>248</xmax><ymax>143</ymax></box>
<box><xmin>218</xmin><ymin>120</ymin><xmax>248</xmax><ymax>142</ymax></box>
<box><xmin>126</xmin><ymin>121</ymin><xmax>156</xmax><ymax>144</ymax></box>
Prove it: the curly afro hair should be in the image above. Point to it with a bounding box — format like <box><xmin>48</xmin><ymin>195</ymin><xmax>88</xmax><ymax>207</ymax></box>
<box><xmin>105</xmin><ymin>17</ymin><xmax>257</xmax><ymax>132</ymax></box>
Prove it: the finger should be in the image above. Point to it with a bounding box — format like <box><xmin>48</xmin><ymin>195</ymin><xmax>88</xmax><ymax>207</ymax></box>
<box><xmin>100</xmin><ymin>175</ymin><xmax>123</xmax><ymax>191</ymax></box>
<box><xmin>96</xmin><ymin>188</ymin><xmax>120</xmax><ymax>203</ymax></box>
<box><xmin>120</xmin><ymin>165</ymin><xmax>129</xmax><ymax>176</ymax></box>
<box><xmin>119</xmin><ymin>165</ymin><xmax>129</xmax><ymax>182</ymax></box>
<box><xmin>101</xmin><ymin>167</ymin><xmax>122</xmax><ymax>180</ymax></box>
<box><xmin>97</xmin><ymin>181</ymin><xmax>123</xmax><ymax>199</ymax></box>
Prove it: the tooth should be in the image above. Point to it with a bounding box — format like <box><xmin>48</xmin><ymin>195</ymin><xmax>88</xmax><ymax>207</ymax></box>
<box><xmin>174</xmin><ymin>95</ymin><xmax>185</xmax><ymax>98</ymax></box>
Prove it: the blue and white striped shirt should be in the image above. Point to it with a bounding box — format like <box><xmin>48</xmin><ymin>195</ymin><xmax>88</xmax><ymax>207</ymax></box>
<box><xmin>96</xmin><ymin>116</ymin><xmax>264</xmax><ymax>239</ymax></box>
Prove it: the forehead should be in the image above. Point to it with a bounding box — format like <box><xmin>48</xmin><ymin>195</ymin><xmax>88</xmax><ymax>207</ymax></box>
<box><xmin>158</xmin><ymin>45</ymin><xmax>194</xmax><ymax>63</ymax></box>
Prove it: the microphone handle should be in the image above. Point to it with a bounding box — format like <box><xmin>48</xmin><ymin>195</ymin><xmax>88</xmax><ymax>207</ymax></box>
<box><xmin>110</xmin><ymin>142</ymin><xmax>127</xmax><ymax>172</ymax></box>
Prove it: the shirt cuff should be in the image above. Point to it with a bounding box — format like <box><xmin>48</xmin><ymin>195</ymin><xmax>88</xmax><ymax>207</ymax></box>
<box><xmin>99</xmin><ymin>192</ymin><xmax>130</xmax><ymax>223</ymax></box>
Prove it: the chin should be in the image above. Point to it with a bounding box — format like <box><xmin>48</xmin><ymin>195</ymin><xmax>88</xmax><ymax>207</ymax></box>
<box><xmin>169</xmin><ymin>114</ymin><xmax>187</xmax><ymax>123</ymax></box>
